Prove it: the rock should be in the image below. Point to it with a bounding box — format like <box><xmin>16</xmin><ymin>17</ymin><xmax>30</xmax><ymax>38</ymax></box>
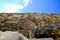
<box><xmin>35</xmin><ymin>24</ymin><xmax>57</xmax><ymax>38</ymax></box>
<box><xmin>19</xmin><ymin>18</ymin><xmax>36</xmax><ymax>31</ymax></box>
<box><xmin>19</xmin><ymin>19</ymin><xmax>36</xmax><ymax>38</ymax></box>
<box><xmin>32</xmin><ymin>38</ymin><xmax>54</xmax><ymax>40</ymax></box>
<box><xmin>0</xmin><ymin>31</ymin><xmax>29</xmax><ymax>40</ymax></box>
<box><xmin>55</xmin><ymin>37</ymin><xmax>60</xmax><ymax>40</ymax></box>
<box><xmin>0</xmin><ymin>31</ymin><xmax>54</xmax><ymax>40</ymax></box>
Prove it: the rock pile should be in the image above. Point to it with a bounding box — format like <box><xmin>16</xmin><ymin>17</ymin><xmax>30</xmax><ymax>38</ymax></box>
<box><xmin>0</xmin><ymin>13</ymin><xmax>60</xmax><ymax>40</ymax></box>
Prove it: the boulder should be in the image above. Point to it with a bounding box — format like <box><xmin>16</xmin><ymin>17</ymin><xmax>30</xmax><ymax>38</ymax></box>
<box><xmin>35</xmin><ymin>24</ymin><xmax>57</xmax><ymax>38</ymax></box>
<box><xmin>32</xmin><ymin>38</ymin><xmax>54</xmax><ymax>40</ymax></box>
<box><xmin>0</xmin><ymin>31</ymin><xmax>29</xmax><ymax>40</ymax></box>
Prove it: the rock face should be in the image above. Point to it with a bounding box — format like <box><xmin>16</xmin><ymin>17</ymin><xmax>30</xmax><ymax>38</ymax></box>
<box><xmin>0</xmin><ymin>31</ymin><xmax>29</xmax><ymax>40</ymax></box>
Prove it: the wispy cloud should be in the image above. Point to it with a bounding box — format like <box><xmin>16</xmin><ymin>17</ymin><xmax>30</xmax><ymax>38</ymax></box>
<box><xmin>4</xmin><ymin>4</ymin><xmax>24</xmax><ymax>13</ymax></box>
<box><xmin>23</xmin><ymin>0</ymin><xmax>31</xmax><ymax>7</ymax></box>
<box><xmin>3</xmin><ymin>0</ymin><xmax>32</xmax><ymax>13</ymax></box>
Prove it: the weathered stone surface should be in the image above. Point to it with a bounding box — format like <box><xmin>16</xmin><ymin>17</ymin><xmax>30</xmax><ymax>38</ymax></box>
<box><xmin>0</xmin><ymin>31</ymin><xmax>29</xmax><ymax>40</ymax></box>
<box><xmin>0</xmin><ymin>31</ymin><xmax>54</xmax><ymax>40</ymax></box>
<box><xmin>31</xmin><ymin>38</ymin><xmax>54</xmax><ymax>40</ymax></box>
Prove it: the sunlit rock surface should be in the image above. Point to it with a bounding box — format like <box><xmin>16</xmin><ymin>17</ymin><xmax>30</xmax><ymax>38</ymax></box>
<box><xmin>0</xmin><ymin>31</ymin><xmax>29</xmax><ymax>40</ymax></box>
<box><xmin>0</xmin><ymin>13</ymin><xmax>60</xmax><ymax>40</ymax></box>
<box><xmin>0</xmin><ymin>31</ymin><xmax>54</xmax><ymax>40</ymax></box>
<box><xmin>31</xmin><ymin>38</ymin><xmax>54</xmax><ymax>40</ymax></box>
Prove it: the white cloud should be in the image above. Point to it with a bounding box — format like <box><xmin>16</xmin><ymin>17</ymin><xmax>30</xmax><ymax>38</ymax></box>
<box><xmin>4</xmin><ymin>4</ymin><xmax>24</xmax><ymax>13</ymax></box>
<box><xmin>3</xmin><ymin>0</ymin><xmax>32</xmax><ymax>13</ymax></box>
<box><xmin>23</xmin><ymin>0</ymin><xmax>31</xmax><ymax>7</ymax></box>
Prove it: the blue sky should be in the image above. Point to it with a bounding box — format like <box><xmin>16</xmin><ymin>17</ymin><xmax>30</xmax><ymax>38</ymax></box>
<box><xmin>0</xmin><ymin>0</ymin><xmax>60</xmax><ymax>13</ymax></box>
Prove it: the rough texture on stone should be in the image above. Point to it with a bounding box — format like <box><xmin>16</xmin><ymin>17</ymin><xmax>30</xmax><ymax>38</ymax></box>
<box><xmin>0</xmin><ymin>31</ymin><xmax>29</xmax><ymax>40</ymax></box>
<box><xmin>0</xmin><ymin>31</ymin><xmax>54</xmax><ymax>40</ymax></box>
<box><xmin>31</xmin><ymin>38</ymin><xmax>54</xmax><ymax>40</ymax></box>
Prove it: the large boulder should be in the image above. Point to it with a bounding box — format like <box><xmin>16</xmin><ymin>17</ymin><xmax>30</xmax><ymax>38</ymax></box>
<box><xmin>35</xmin><ymin>24</ymin><xmax>57</xmax><ymax>38</ymax></box>
<box><xmin>19</xmin><ymin>18</ymin><xmax>36</xmax><ymax>38</ymax></box>
<box><xmin>0</xmin><ymin>31</ymin><xmax>29</xmax><ymax>40</ymax></box>
<box><xmin>31</xmin><ymin>38</ymin><xmax>54</xmax><ymax>40</ymax></box>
